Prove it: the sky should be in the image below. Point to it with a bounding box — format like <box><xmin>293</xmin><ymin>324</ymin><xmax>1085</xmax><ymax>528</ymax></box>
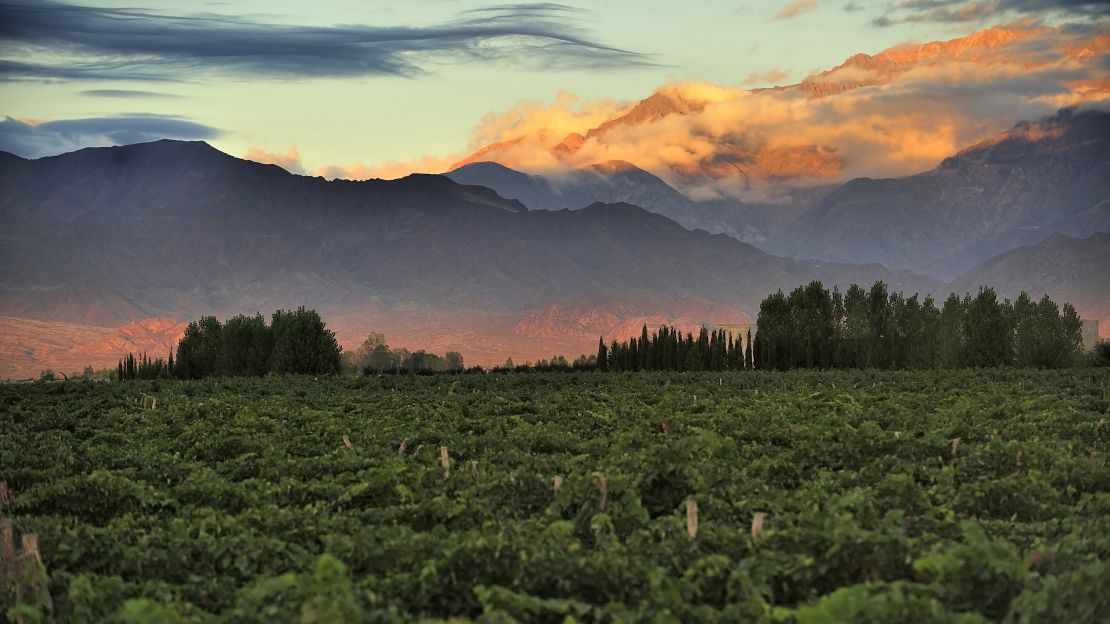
<box><xmin>1</xmin><ymin>0</ymin><xmax>1108</xmax><ymax>183</ymax></box>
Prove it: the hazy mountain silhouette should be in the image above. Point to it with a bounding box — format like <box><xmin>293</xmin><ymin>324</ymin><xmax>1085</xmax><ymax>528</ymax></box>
<box><xmin>947</xmin><ymin>231</ymin><xmax>1110</xmax><ymax>338</ymax></box>
<box><xmin>445</xmin><ymin>159</ymin><xmax>815</xmax><ymax>246</ymax></box>
<box><xmin>1</xmin><ymin>139</ymin><xmax>944</xmax><ymax>371</ymax></box>
<box><xmin>774</xmin><ymin>108</ymin><xmax>1110</xmax><ymax>279</ymax></box>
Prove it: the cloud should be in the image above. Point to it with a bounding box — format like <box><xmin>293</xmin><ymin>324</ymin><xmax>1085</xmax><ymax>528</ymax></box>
<box><xmin>243</xmin><ymin>146</ymin><xmax>305</xmax><ymax>175</ymax></box>
<box><xmin>405</xmin><ymin>25</ymin><xmax>1109</xmax><ymax>202</ymax></box>
<box><xmin>871</xmin><ymin>0</ymin><xmax>1110</xmax><ymax>26</ymax></box>
<box><xmin>0</xmin><ymin>1</ymin><xmax>653</xmax><ymax>82</ymax></box>
<box><xmin>78</xmin><ymin>89</ymin><xmax>182</xmax><ymax>99</ymax></box>
<box><xmin>241</xmin><ymin>144</ymin><xmax>460</xmax><ymax>180</ymax></box>
<box><xmin>777</xmin><ymin>1</ymin><xmax>820</xmax><ymax>19</ymax></box>
<box><xmin>316</xmin><ymin>155</ymin><xmax>460</xmax><ymax>181</ymax></box>
<box><xmin>743</xmin><ymin>68</ymin><xmax>792</xmax><ymax>86</ymax></box>
<box><xmin>0</xmin><ymin>114</ymin><xmax>219</xmax><ymax>158</ymax></box>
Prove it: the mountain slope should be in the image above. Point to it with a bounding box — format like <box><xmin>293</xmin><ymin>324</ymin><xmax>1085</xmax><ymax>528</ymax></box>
<box><xmin>773</xmin><ymin>109</ymin><xmax>1110</xmax><ymax>279</ymax></box>
<box><xmin>0</xmin><ymin>140</ymin><xmax>940</xmax><ymax>371</ymax></box>
<box><xmin>947</xmin><ymin>231</ymin><xmax>1110</xmax><ymax>338</ymax></box>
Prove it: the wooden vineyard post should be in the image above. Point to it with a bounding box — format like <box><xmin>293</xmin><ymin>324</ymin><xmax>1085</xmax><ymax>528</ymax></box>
<box><xmin>470</xmin><ymin>460</ymin><xmax>480</xmax><ymax>481</ymax></box>
<box><xmin>20</xmin><ymin>535</ymin><xmax>38</xmax><ymax>564</ymax></box>
<box><xmin>397</xmin><ymin>438</ymin><xmax>408</xmax><ymax>457</ymax></box>
<box><xmin>597</xmin><ymin>475</ymin><xmax>608</xmax><ymax>511</ymax></box>
<box><xmin>1</xmin><ymin>516</ymin><xmax>53</xmax><ymax>621</ymax></box>
<box><xmin>951</xmin><ymin>438</ymin><xmax>961</xmax><ymax>467</ymax></box>
<box><xmin>342</xmin><ymin>435</ymin><xmax>352</xmax><ymax>449</ymax></box>
<box><xmin>686</xmin><ymin>500</ymin><xmax>698</xmax><ymax>539</ymax></box>
<box><xmin>151</xmin><ymin>397</ymin><xmax>157</xmax><ymax>410</ymax></box>
<box><xmin>553</xmin><ymin>475</ymin><xmax>564</xmax><ymax>493</ymax></box>
<box><xmin>1</xmin><ymin>519</ymin><xmax>14</xmax><ymax>575</ymax></box>
<box><xmin>16</xmin><ymin>533</ymin><xmax>52</xmax><ymax>621</ymax></box>
<box><xmin>751</xmin><ymin>512</ymin><xmax>765</xmax><ymax>542</ymax></box>
<box><xmin>440</xmin><ymin>447</ymin><xmax>450</xmax><ymax>477</ymax></box>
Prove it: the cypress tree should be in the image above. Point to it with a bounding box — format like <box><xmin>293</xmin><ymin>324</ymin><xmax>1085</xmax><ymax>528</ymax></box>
<box><xmin>745</xmin><ymin>329</ymin><xmax>753</xmax><ymax>370</ymax></box>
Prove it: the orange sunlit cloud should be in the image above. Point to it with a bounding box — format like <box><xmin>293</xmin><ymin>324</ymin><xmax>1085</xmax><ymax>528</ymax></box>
<box><xmin>776</xmin><ymin>1</ymin><xmax>819</xmax><ymax>20</ymax></box>
<box><xmin>416</xmin><ymin>25</ymin><xmax>1110</xmax><ymax>201</ymax></box>
<box><xmin>744</xmin><ymin>68</ymin><xmax>792</xmax><ymax>86</ymax></box>
<box><xmin>243</xmin><ymin>25</ymin><xmax>1110</xmax><ymax>196</ymax></box>
<box><xmin>244</xmin><ymin>146</ymin><xmax>305</xmax><ymax>174</ymax></box>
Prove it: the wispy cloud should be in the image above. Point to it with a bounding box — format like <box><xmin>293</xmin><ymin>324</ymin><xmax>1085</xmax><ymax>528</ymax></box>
<box><xmin>871</xmin><ymin>0</ymin><xmax>1110</xmax><ymax>27</ymax></box>
<box><xmin>0</xmin><ymin>114</ymin><xmax>219</xmax><ymax>158</ymax></box>
<box><xmin>0</xmin><ymin>1</ymin><xmax>653</xmax><ymax>82</ymax></box>
<box><xmin>777</xmin><ymin>1</ymin><xmax>820</xmax><ymax>19</ymax></box>
<box><xmin>78</xmin><ymin>89</ymin><xmax>183</xmax><ymax>99</ymax></box>
<box><xmin>744</xmin><ymin>68</ymin><xmax>792</xmax><ymax>85</ymax></box>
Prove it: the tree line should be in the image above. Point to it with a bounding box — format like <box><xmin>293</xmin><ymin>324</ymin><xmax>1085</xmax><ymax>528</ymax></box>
<box><xmin>117</xmin><ymin>351</ymin><xmax>175</xmax><ymax>381</ymax></box>
<box><xmin>113</xmin><ymin>282</ymin><xmax>1090</xmax><ymax>380</ymax></box>
<box><xmin>596</xmin><ymin>283</ymin><xmax>1086</xmax><ymax>372</ymax></box>
<box><xmin>341</xmin><ymin>332</ymin><xmax>464</xmax><ymax>374</ymax></box>
<box><xmin>752</xmin><ymin>282</ymin><xmax>1083</xmax><ymax>370</ymax></box>
<box><xmin>117</xmin><ymin>308</ymin><xmax>342</xmax><ymax>380</ymax></box>
<box><xmin>597</xmin><ymin>324</ymin><xmax>754</xmax><ymax>372</ymax></box>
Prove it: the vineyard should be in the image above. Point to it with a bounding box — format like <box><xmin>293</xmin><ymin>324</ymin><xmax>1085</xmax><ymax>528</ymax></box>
<box><xmin>1</xmin><ymin>370</ymin><xmax>1108</xmax><ymax>622</ymax></box>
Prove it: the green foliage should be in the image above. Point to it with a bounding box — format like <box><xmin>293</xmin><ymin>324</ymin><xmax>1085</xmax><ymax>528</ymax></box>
<box><xmin>1006</xmin><ymin>560</ymin><xmax>1110</xmax><ymax>624</ymax></box>
<box><xmin>1</xmin><ymin>369</ymin><xmax>1107</xmax><ymax>621</ymax></box>
<box><xmin>269</xmin><ymin>307</ymin><xmax>341</xmax><ymax>375</ymax></box>
<box><xmin>754</xmin><ymin>281</ymin><xmax>1085</xmax><ymax>370</ymax></box>
<box><xmin>789</xmin><ymin>582</ymin><xmax>986</xmax><ymax>624</ymax></box>
<box><xmin>117</xmin><ymin>352</ymin><xmax>173</xmax><ymax>381</ymax></box>
<box><xmin>913</xmin><ymin>523</ymin><xmax>1028</xmax><ymax>620</ymax></box>
<box><xmin>171</xmin><ymin>308</ymin><xmax>339</xmax><ymax>379</ymax></box>
<box><xmin>217</xmin><ymin>314</ymin><xmax>273</xmax><ymax>377</ymax></box>
<box><xmin>1094</xmin><ymin>341</ymin><xmax>1110</xmax><ymax>367</ymax></box>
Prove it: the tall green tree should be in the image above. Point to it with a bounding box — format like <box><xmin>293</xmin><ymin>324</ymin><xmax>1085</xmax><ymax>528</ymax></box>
<box><xmin>597</xmin><ymin>338</ymin><xmax>609</xmax><ymax>372</ymax></box>
<box><xmin>218</xmin><ymin>313</ymin><xmax>273</xmax><ymax>377</ymax></box>
<box><xmin>962</xmin><ymin>287</ymin><xmax>1014</xmax><ymax>367</ymax></box>
<box><xmin>270</xmin><ymin>307</ymin><xmax>341</xmax><ymax>374</ymax></box>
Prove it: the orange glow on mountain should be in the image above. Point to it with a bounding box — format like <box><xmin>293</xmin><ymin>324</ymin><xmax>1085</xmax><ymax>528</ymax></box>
<box><xmin>373</xmin><ymin>25</ymin><xmax>1110</xmax><ymax>200</ymax></box>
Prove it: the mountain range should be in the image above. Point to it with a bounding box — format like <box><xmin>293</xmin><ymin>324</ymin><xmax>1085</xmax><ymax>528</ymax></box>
<box><xmin>4</xmin><ymin>104</ymin><xmax>1109</xmax><ymax>379</ymax></box>
<box><xmin>775</xmin><ymin>109</ymin><xmax>1110</xmax><ymax>279</ymax></box>
<box><xmin>949</xmin><ymin>231</ymin><xmax>1110</xmax><ymax>330</ymax></box>
<box><xmin>444</xmin><ymin>108</ymin><xmax>1109</xmax><ymax>279</ymax></box>
<box><xmin>444</xmin><ymin>160</ymin><xmax>817</xmax><ymax>246</ymax></box>
<box><xmin>0</xmin><ymin>140</ymin><xmax>942</xmax><ymax>377</ymax></box>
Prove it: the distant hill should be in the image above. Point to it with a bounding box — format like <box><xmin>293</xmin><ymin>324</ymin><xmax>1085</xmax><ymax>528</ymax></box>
<box><xmin>774</xmin><ymin>109</ymin><xmax>1110</xmax><ymax>279</ymax></box>
<box><xmin>445</xmin><ymin>160</ymin><xmax>814</xmax><ymax>246</ymax></box>
<box><xmin>0</xmin><ymin>316</ymin><xmax>185</xmax><ymax>380</ymax></box>
<box><xmin>947</xmin><ymin>231</ymin><xmax>1110</xmax><ymax>339</ymax></box>
<box><xmin>0</xmin><ymin>140</ymin><xmax>940</xmax><ymax>373</ymax></box>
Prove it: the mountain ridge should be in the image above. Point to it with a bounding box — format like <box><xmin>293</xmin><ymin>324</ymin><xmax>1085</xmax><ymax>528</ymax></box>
<box><xmin>1</xmin><ymin>139</ymin><xmax>942</xmax><ymax>373</ymax></box>
<box><xmin>772</xmin><ymin>108</ymin><xmax>1110</xmax><ymax>279</ymax></box>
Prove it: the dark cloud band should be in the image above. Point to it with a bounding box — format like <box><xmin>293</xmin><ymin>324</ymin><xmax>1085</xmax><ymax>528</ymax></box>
<box><xmin>0</xmin><ymin>1</ymin><xmax>653</xmax><ymax>82</ymax></box>
<box><xmin>78</xmin><ymin>89</ymin><xmax>183</xmax><ymax>99</ymax></box>
<box><xmin>0</xmin><ymin>114</ymin><xmax>219</xmax><ymax>158</ymax></box>
<box><xmin>870</xmin><ymin>0</ymin><xmax>1110</xmax><ymax>27</ymax></box>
